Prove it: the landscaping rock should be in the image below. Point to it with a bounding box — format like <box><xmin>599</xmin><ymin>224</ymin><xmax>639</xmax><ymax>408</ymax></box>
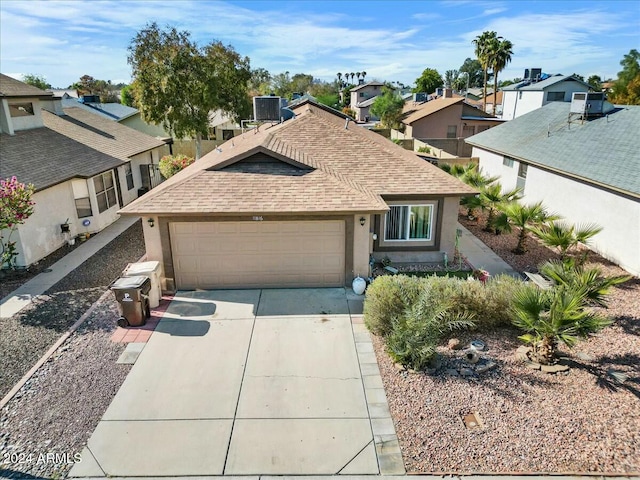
<box><xmin>459</xmin><ymin>368</ymin><xmax>475</xmax><ymax>377</ymax></box>
<box><xmin>576</xmin><ymin>351</ymin><xmax>596</xmax><ymax>362</ymax></box>
<box><xmin>476</xmin><ymin>361</ymin><xmax>497</xmax><ymax>374</ymax></box>
<box><xmin>524</xmin><ymin>359</ymin><xmax>541</xmax><ymax>370</ymax></box>
<box><xmin>445</xmin><ymin>368</ymin><xmax>459</xmax><ymax>377</ymax></box>
<box><xmin>448</xmin><ymin>338</ymin><xmax>462</xmax><ymax>350</ymax></box>
<box><xmin>541</xmin><ymin>363</ymin><xmax>570</xmax><ymax>373</ymax></box>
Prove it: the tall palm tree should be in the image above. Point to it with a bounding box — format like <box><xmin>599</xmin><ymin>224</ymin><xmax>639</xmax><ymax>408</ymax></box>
<box><xmin>350</xmin><ymin>72</ymin><xmax>355</xmax><ymax>84</ymax></box>
<box><xmin>473</xmin><ymin>31</ymin><xmax>499</xmax><ymax>112</ymax></box>
<box><xmin>530</xmin><ymin>221</ymin><xmax>602</xmax><ymax>261</ymax></box>
<box><xmin>356</xmin><ymin>71</ymin><xmax>362</xmax><ymax>83</ymax></box>
<box><xmin>491</xmin><ymin>38</ymin><xmax>514</xmax><ymax>108</ymax></box>
<box><xmin>361</xmin><ymin>71</ymin><xmax>367</xmax><ymax>82</ymax></box>
<box><xmin>501</xmin><ymin>201</ymin><xmax>557</xmax><ymax>254</ymax></box>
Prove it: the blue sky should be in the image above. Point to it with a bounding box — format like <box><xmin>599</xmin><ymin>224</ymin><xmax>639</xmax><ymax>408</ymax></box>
<box><xmin>1</xmin><ymin>0</ymin><xmax>639</xmax><ymax>88</ymax></box>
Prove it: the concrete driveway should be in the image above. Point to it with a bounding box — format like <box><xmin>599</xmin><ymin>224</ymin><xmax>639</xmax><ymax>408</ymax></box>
<box><xmin>70</xmin><ymin>288</ymin><xmax>403</xmax><ymax>477</ymax></box>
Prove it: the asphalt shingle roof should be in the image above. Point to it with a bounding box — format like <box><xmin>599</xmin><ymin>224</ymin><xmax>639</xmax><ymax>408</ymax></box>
<box><xmin>466</xmin><ymin>102</ymin><xmax>640</xmax><ymax>197</ymax></box>
<box><xmin>0</xmin><ymin>128</ymin><xmax>123</xmax><ymax>191</ymax></box>
<box><xmin>44</xmin><ymin>107</ymin><xmax>165</xmax><ymax>161</ymax></box>
<box><xmin>120</xmin><ymin>103</ymin><xmax>475</xmax><ymax>216</ymax></box>
<box><xmin>0</xmin><ymin>73</ymin><xmax>53</xmax><ymax>98</ymax></box>
<box><xmin>61</xmin><ymin>98</ymin><xmax>139</xmax><ymax>121</ymax></box>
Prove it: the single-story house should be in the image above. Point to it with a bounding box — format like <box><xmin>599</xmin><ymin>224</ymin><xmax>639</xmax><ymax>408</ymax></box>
<box><xmin>501</xmin><ymin>73</ymin><xmax>592</xmax><ymax>120</ymax></box>
<box><xmin>119</xmin><ymin>100</ymin><xmax>476</xmax><ymax>291</ymax></box>
<box><xmin>0</xmin><ymin>74</ymin><xmax>167</xmax><ymax>267</ymax></box>
<box><xmin>466</xmin><ymin>101</ymin><xmax>640</xmax><ymax>276</ymax></box>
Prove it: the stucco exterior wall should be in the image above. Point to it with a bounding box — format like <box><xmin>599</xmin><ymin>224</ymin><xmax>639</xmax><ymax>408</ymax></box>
<box><xmin>120</xmin><ymin>114</ymin><xmax>171</xmax><ymax>138</ymax></box>
<box><xmin>10</xmin><ymin>182</ymin><xmax>76</xmax><ymax>266</ymax></box>
<box><xmin>353</xmin><ymin>214</ymin><xmax>371</xmax><ymax>278</ymax></box>
<box><xmin>502</xmin><ymin>91</ymin><xmax>545</xmax><ymax>120</ymax></box>
<box><xmin>8</xmin><ymin>98</ymin><xmax>45</xmax><ymax>131</ymax></box>
<box><xmin>475</xmin><ymin>146</ymin><xmax>640</xmax><ymax>276</ymax></box>
<box><xmin>409</xmin><ymin>105</ymin><xmax>463</xmax><ymax>138</ymax></box>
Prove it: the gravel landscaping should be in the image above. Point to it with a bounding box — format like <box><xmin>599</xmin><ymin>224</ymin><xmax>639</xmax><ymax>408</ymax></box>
<box><xmin>0</xmin><ymin>220</ymin><xmax>144</xmax><ymax>398</ymax></box>
<box><xmin>373</xmin><ymin>212</ymin><xmax>640</xmax><ymax>474</ymax></box>
<box><xmin>0</xmin><ymin>220</ymin><xmax>144</xmax><ymax>478</ymax></box>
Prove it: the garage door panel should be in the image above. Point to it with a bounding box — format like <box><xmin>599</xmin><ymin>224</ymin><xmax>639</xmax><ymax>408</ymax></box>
<box><xmin>170</xmin><ymin>221</ymin><xmax>346</xmax><ymax>289</ymax></box>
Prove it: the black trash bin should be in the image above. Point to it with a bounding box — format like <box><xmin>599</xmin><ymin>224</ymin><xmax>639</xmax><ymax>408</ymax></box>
<box><xmin>110</xmin><ymin>275</ymin><xmax>151</xmax><ymax>327</ymax></box>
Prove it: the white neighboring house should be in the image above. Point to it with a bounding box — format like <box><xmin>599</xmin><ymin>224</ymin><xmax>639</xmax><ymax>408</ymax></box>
<box><xmin>0</xmin><ymin>74</ymin><xmax>167</xmax><ymax>268</ymax></box>
<box><xmin>501</xmin><ymin>74</ymin><xmax>592</xmax><ymax>120</ymax></box>
<box><xmin>466</xmin><ymin>99</ymin><xmax>640</xmax><ymax>277</ymax></box>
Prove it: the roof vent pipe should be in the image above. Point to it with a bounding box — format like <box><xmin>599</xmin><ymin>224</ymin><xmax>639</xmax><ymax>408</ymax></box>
<box><xmin>345</xmin><ymin>118</ymin><xmax>350</xmax><ymax>129</ymax></box>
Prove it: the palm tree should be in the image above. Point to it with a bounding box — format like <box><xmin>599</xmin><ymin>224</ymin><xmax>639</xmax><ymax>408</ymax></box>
<box><xmin>511</xmin><ymin>284</ymin><xmax>611</xmax><ymax>365</ymax></box>
<box><xmin>473</xmin><ymin>31</ymin><xmax>499</xmax><ymax>112</ymax></box>
<box><xmin>356</xmin><ymin>72</ymin><xmax>362</xmax><ymax>83</ymax></box>
<box><xmin>478</xmin><ymin>182</ymin><xmax>522</xmax><ymax>231</ymax></box>
<box><xmin>349</xmin><ymin>72</ymin><xmax>355</xmax><ymax>84</ymax></box>
<box><xmin>539</xmin><ymin>259</ymin><xmax>631</xmax><ymax>308</ymax></box>
<box><xmin>361</xmin><ymin>71</ymin><xmax>367</xmax><ymax>82</ymax></box>
<box><xmin>501</xmin><ymin>201</ymin><xmax>556</xmax><ymax>254</ymax></box>
<box><xmin>530</xmin><ymin>221</ymin><xmax>602</xmax><ymax>261</ymax></box>
<box><xmin>491</xmin><ymin>38</ymin><xmax>513</xmax><ymax>107</ymax></box>
<box><xmin>336</xmin><ymin>72</ymin><xmax>342</xmax><ymax>86</ymax></box>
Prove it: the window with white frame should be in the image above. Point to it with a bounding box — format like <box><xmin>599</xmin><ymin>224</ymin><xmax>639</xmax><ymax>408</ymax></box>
<box><xmin>94</xmin><ymin>171</ymin><xmax>117</xmax><ymax>213</ymax></box>
<box><xmin>125</xmin><ymin>163</ymin><xmax>134</xmax><ymax>190</ymax></box>
<box><xmin>71</xmin><ymin>179</ymin><xmax>92</xmax><ymax>218</ymax></box>
<box><xmin>384</xmin><ymin>205</ymin><xmax>433</xmax><ymax>241</ymax></box>
<box><xmin>518</xmin><ymin>163</ymin><xmax>528</xmax><ymax>179</ymax></box>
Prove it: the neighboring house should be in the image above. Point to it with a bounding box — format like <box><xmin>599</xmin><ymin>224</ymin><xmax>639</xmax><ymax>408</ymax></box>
<box><xmin>350</xmin><ymin>81</ymin><xmax>385</xmax><ymax>122</ymax></box>
<box><xmin>207</xmin><ymin>109</ymin><xmax>243</xmax><ymax>142</ymax></box>
<box><xmin>468</xmin><ymin>91</ymin><xmax>503</xmax><ymax>116</ymax></box>
<box><xmin>0</xmin><ymin>74</ymin><xmax>167</xmax><ymax>267</ymax></box>
<box><xmin>400</xmin><ymin>95</ymin><xmax>504</xmax><ymax>156</ymax></box>
<box><xmin>466</xmin><ymin>100</ymin><xmax>640</xmax><ymax>276</ymax></box>
<box><xmin>119</xmin><ymin>100</ymin><xmax>475</xmax><ymax>291</ymax></box>
<box><xmin>501</xmin><ymin>73</ymin><xmax>592</xmax><ymax>120</ymax></box>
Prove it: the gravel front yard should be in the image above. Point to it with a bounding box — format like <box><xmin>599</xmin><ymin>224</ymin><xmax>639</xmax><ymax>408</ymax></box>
<box><xmin>373</xmin><ymin>212</ymin><xmax>640</xmax><ymax>474</ymax></box>
<box><xmin>0</xmin><ymin>221</ymin><xmax>144</xmax><ymax>398</ymax></box>
<box><xmin>1</xmin><ymin>220</ymin><xmax>145</xmax><ymax>478</ymax></box>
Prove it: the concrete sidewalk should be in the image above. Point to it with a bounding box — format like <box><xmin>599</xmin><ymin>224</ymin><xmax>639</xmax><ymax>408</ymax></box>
<box><xmin>70</xmin><ymin>288</ymin><xmax>404</xmax><ymax>477</ymax></box>
<box><xmin>457</xmin><ymin>223</ymin><xmax>521</xmax><ymax>278</ymax></box>
<box><xmin>0</xmin><ymin>216</ymin><xmax>140</xmax><ymax>319</ymax></box>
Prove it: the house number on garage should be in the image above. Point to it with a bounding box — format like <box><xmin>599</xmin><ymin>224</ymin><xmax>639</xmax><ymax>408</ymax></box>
<box><xmin>252</xmin><ymin>216</ymin><xmax>264</xmax><ymax>221</ymax></box>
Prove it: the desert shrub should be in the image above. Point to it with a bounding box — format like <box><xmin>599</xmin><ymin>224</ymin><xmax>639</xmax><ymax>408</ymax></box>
<box><xmin>363</xmin><ymin>275</ymin><xmax>424</xmax><ymax>336</ymax></box>
<box><xmin>386</xmin><ymin>286</ymin><xmax>475</xmax><ymax>370</ymax></box>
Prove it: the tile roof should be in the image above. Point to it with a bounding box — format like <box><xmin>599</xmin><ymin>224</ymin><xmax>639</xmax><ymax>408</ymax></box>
<box><xmin>0</xmin><ymin>128</ymin><xmax>123</xmax><ymax>191</ymax></box>
<box><xmin>466</xmin><ymin>102</ymin><xmax>640</xmax><ymax>197</ymax></box>
<box><xmin>402</xmin><ymin>97</ymin><xmax>464</xmax><ymax>124</ymax></box>
<box><xmin>44</xmin><ymin>107</ymin><xmax>165</xmax><ymax>161</ymax></box>
<box><xmin>120</xmin><ymin>102</ymin><xmax>475</xmax><ymax>216</ymax></box>
<box><xmin>0</xmin><ymin>73</ymin><xmax>53</xmax><ymax>98</ymax></box>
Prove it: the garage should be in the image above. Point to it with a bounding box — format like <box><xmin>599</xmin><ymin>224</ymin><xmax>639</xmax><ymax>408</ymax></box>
<box><xmin>169</xmin><ymin>220</ymin><xmax>346</xmax><ymax>289</ymax></box>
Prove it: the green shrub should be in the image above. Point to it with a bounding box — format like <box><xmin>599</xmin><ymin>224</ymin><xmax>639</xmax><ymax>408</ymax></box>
<box><xmin>386</xmin><ymin>286</ymin><xmax>474</xmax><ymax>370</ymax></box>
<box><xmin>363</xmin><ymin>275</ymin><xmax>424</xmax><ymax>336</ymax></box>
<box><xmin>159</xmin><ymin>154</ymin><xmax>195</xmax><ymax>179</ymax></box>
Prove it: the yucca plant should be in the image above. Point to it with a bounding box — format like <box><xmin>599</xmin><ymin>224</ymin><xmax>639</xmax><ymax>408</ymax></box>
<box><xmin>511</xmin><ymin>284</ymin><xmax>611</xmax><ymax>365</ymax></box>
<box><xmin>386</xmin><ymin>288</ymin><xmax>474</xmax><ymax>371</ymax></box>
<box><xmin>539</xmin><ymin>259</ymin><xmax>631</xmax><ymax>307</ymax></box>
<box><xmin>501</xmin><ymin>201</ymin><xmax>558</xmax><ymax>253</ymax></box>
<box><xmin>530</xmin><ymin>221</ymin><xmax>602</xmax><ymax>261</ymax></box>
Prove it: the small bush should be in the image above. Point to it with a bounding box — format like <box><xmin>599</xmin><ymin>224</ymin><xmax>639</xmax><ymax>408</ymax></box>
<box><xmin>386</xmin><ymin>286</ymin><xmax>474</xmax><ymax>370</ymax></box>
<box><xmin>363</xmin><ymin>275</ymin><xmax>424</xmax><ymax>336</ymax></box>
<box><xmin>159</xmin><ymin>154</ymin><xmax>195</xmax><ymax>179</ymax></box>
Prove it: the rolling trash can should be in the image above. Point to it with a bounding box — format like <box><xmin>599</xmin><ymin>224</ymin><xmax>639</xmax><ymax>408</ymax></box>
<box><xmin>121</xmin><ymin>261</ymin><xmax>162</xmax><ymax>308</ymax></box>
<box><xmin>110</xmin><ymin>275</ymin><xmax>151</xmax><ymax>328</ymax></box>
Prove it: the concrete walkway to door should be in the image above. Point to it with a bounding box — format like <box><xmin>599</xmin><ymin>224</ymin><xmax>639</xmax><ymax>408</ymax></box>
<box><xmin>70</xmin><ymin>288</ymin><xmax>404</xmax><ymax>477</ymax></box>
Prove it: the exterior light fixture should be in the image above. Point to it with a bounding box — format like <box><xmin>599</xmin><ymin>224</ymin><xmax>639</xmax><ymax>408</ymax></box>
<box><xmin>147</xmin><ymin>218</ymin><xmax>155</xmax><ymax>228</ymax></box>
<box><xmin>359</xmin><ymin>217</ymin><xmax>366</xmax><ymax>226</ymax></box>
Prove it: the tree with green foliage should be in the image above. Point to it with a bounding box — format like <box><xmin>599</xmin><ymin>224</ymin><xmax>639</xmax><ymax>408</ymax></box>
<box><xmin>21</xmin><ymin>74</ymin><xmax>50</xmax><ymax>90</ymax></box>
<box><xmin>458</xmin><ymin>57</ymin><xmax>483</xmax><ymax>88</ymax></box>
<box><xmin>444</xmin><ymin>70</ymin><xmax>459</xmax><ymax>89</ymax></box>
<box><xmin>491</xmin><ymin>37</ymin><xmax>513</xmax><ymax>104</ymax></box>
<box><xmin>120</xmin><ymin>84</ymin><xmax>137</xmax><ymax>107</ymax></box>
<box><xmin>587</xmin><ymin>74</ymin><xmax>602</xmax><ymax>91</ymax></box>
<box><xmin>1</xmin><ymin>176</ymin><xmax>35</xmax><ymax>269</ymax></box>
<box><xmin>609</xmin><ymin>49</ymin><xmax>640</xmax><ymax>105</ymax></box>
<box><xmin>370</xmin><ymin>87</ymin><xmax>404</xmax><ymax>129</ymax></box>
<box><xmin>249</xmin><ymin>67</ymin><xmax>271</xmax><ymax>95</ymax></box>
<box><xmin>413</xmin><ymin>68</ymin><xmax>443</xmax><ymax>94</ymax></box>
<box><xmin>128</xmin><ymin>22</ymin><xmax>251</xmax><ymax>159</ymax></box>
<box><xmin>159</xmin><ymin>154</ymin><xmax>195</xmax><ymax>179</ymax></box>
<box><xmin>478</xmin><ymin>182</ymin><xmax>522</xmax><ymax>232</ymax></box>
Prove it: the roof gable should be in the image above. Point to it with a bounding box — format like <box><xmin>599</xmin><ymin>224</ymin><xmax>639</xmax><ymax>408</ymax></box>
<box><xmin>403</xmin><ymin>97</ymin><xmax>464</xmax><ymax>124</ymax></box>
<box><xmin>0</xmin><ymin>73</ymin><xmax>53</xmax><ymax>98</ymax></box>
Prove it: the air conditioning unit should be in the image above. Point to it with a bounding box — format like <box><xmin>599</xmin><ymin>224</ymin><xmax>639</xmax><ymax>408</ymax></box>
<box><xmin>253</xmin><ymin>96</ymin><xmax>282</xmax><ymax>122</ymax></box>
<box><xmin>570</xmin><ymin>91</ymin><xmax>606</xmax><ymax>116</ymax></box>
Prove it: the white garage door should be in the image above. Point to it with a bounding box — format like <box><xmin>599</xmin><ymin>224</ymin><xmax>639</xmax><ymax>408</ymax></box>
<box><xmin>170</xmin><ymin>221</ymin><xmax>346</xmax><ymax>289</ymax></box>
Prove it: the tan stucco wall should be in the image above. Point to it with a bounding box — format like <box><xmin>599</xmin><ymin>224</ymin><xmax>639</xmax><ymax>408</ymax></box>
<box><xmin>353</xmin><ymin>214</ymin><xmax>372</xmax><ymax>278</ymax></box>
